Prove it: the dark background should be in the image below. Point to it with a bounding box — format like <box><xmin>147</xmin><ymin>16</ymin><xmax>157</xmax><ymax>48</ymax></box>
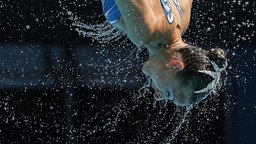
<box><xmin>0</xmin><ymin>0</ymin><xmax>256</xmax><ymax>143</ymax></box>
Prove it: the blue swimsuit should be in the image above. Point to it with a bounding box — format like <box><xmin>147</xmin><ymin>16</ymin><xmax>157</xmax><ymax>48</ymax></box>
<box><xmin>102</xmin><ymin>0</ymin><xmax>122</xmax><ymax>24</ymax></box>
<box><xmin>102</xmin><ymin>0</ymin><xmax>184</xmax><ymax>24</ymax></box>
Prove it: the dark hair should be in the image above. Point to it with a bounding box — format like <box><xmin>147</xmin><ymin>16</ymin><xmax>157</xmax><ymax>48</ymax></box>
<box><xmin>175</xmin><ymin>45</ymin><xmax>227</xmax><ymax>105</ymax></box>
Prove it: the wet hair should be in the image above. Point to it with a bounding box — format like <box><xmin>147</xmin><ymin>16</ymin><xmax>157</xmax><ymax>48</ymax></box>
<box><xmin>175</xmin><ymin>45</ymin><xmax>227</xmax><ymax>105</ymax></box>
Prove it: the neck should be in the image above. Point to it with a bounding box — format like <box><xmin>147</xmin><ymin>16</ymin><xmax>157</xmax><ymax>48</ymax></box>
<box><xmin>146</xmin><ymin>39</ymin><xmax>187</xmax><ymax>55</ymax></box>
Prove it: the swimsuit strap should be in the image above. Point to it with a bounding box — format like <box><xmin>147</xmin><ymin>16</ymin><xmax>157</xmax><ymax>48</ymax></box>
<box><xmin>102</xmin><ymin>0</ymin><xmax>121</xmax><ymax>24</ymax></box>
<box><xmin>160</xmin><ymin>0</ymin><xmax>174</xmax><ymax>24</ymax></box>
<box><xmin>160</xmin><ymin>0</ymin><xmax>184</xmax><ymax>24</ymax></box>
<box><xmin>172</xmin><ymin>0</ymin><xmax>184</xmax><ymax>22</ymax></box>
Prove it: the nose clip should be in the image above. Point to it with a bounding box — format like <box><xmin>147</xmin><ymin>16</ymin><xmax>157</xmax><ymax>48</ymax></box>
<box><xmin>167</xmin><ymin>89</ymin><xmax>174</xmax><ymax>101</ymax></box>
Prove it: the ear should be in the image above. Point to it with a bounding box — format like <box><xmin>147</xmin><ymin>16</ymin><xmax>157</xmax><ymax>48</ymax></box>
<box><xmin>166</xmin><ymin>60</ymin><xmax>184</xmax><ymax>72</ymax></box>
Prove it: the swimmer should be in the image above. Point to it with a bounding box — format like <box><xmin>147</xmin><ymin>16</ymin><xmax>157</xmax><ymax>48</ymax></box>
<box><xmin>101</xmin><ymin>0</ymin><xmax>227</xmax><ymax>106</ymax></box>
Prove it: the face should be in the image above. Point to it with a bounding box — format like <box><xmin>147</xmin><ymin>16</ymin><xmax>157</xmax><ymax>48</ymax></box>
<box><xmin>142</xmin><ymin>54</ymin><xmax>192</xmax><ymax>106</ymax></box>
<box><xmin>142</xmin><ymin>55</ymin><xmax>178</xmax><ymax>101</ymax></box>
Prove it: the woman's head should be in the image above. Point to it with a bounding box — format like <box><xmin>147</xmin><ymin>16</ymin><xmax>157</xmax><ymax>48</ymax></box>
<box><xmin>142</xmin><ymin>44</ymin><xmax>227</xmax><ymax>106</ymax></box>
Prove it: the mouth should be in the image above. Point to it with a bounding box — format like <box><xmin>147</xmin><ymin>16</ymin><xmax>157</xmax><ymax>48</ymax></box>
<box><xmin>153</xmin><ymin>90</ymin><xmax>174</xmax><ymax>101</ymax></box>
<box><xmin>150</xmin><ymin>81</ymin><xmax>174</xmax><ymax>101</ymax></box>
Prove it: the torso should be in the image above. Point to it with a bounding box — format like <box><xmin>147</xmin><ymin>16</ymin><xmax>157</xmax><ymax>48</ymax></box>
<box><xmin>102</xmin><ymin>0</ymin><xmax>192</xmax><ymax>49</ymax></box>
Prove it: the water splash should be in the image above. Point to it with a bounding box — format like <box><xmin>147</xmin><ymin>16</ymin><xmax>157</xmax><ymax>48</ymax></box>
<box><xmin>164</xmin><ymin>106</ymin><xmax>193</xmax><ymax>143</ymax></box>
<box><xmin>56</xmin><ymin>0</ymin><xmax>254</xmax><ymax>143</ymax></box>
<box><xmin>59</xmin><ymin>0</ymin><xmax>125</xmax><ymax>44</ymax></box>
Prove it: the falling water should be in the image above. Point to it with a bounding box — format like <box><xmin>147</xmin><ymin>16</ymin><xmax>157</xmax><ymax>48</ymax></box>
<box><xmin>0</xmin><ymin>0</ymin><xmax>255</xmax><ymax>143</ymax></box>
<box><xmin>56</xmin><ymin>0</ymin><xmax>256</xmax><ymax>143</ymax></box>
